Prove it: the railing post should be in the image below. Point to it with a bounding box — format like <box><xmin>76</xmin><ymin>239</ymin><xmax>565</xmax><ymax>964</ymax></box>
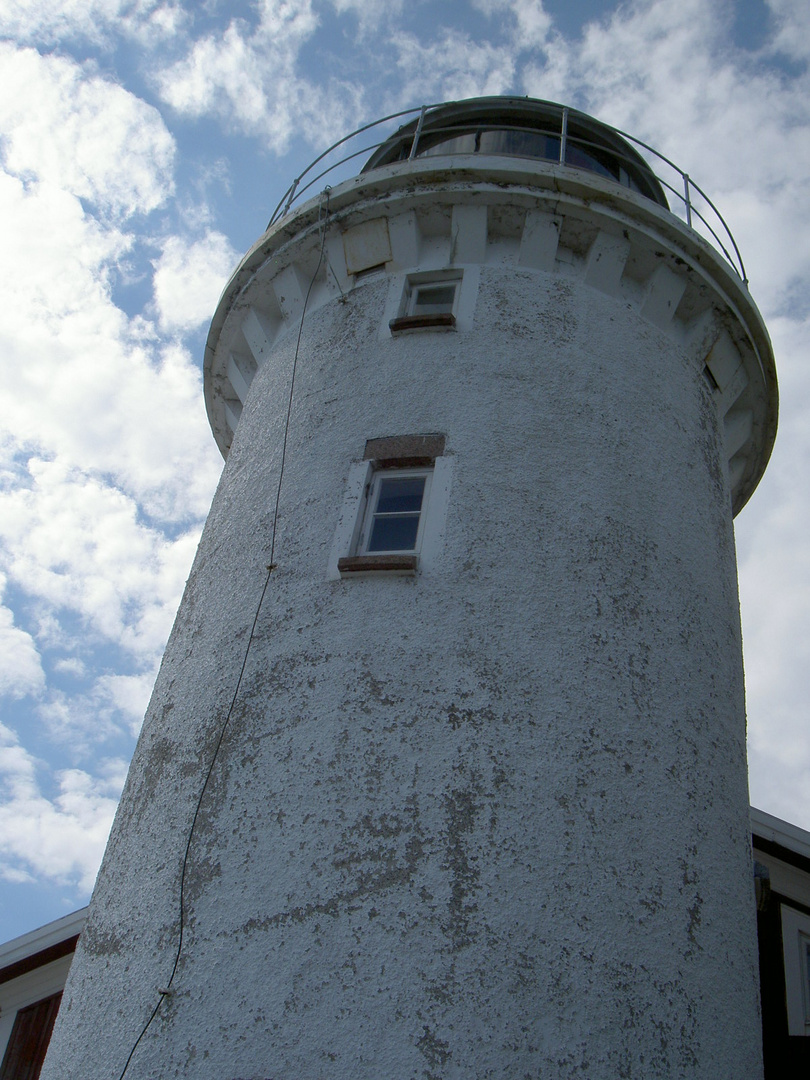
<box><xmin>683</xmin><ymin>173</ymin><xmax>692</xmax><ymax>228</ymax></box>
<box><xmin>560</xmin><ymin>107</ymin><xmax>568</xmax><ymax>165</ymax></box>
<box><xmin>409</xmin><ymin>105</ymin><xmax>428</xmax><ymax>160</ymax></box>
<box><xmin>282</xmin><ymin>177</ymin><xmax>300</xmax><ymax>218</ymax></box>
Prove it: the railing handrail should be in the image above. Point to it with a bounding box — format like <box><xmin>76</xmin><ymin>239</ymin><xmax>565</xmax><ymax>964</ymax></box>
<box><xmin>267</xmin><ymin>102</ymin><xmax>747</xmax><ymax>285</ymax></box>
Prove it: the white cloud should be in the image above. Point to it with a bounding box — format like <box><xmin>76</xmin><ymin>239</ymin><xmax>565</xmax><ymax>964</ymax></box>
<box><xmin>0</xmin><ymin>0</ymin><xmax>185</xmax><ymax>49</ymax></box>
<box><xmin>39</xmin><ymin>670</ymin><xmax>156</xmax><ymax>750</ymax></box>
<box><xmin>473</xmin><ymin>0</ymin><xmax>552</xmax><ymax>45</ymax></box>
<box><xmin>52</xmin><ymin>657</ymin><xmax>88</xmax><ymax>678</ymax></box>
<box><xmin>153</xmin><ymin>231</ymin><xmax>240</xmax><ymax>332</ymax></box>
<box><xmin>328</xmin><ymin>0</ymin><xmax>405</xmax><ymax>33</ymax></box>
<box><xmin>156</xmin><ymin>0</ymin><xmax>362</xmax><ymax>152</ymax></box>
<box><xmin>0</xmin><ymin>162</ymin><xmax>221</xmax><ymax>520</ymax></box>
<box><xmin>391</xmin><ymin>30</ymin><xmax>517</xmax><ymax>105</ymax></box>
<box><xmin>737</xmin><ymin>313</ymin><xmax>810</xmax><ymax>824</ymax></box>
<box><xmin>0</xmin><ymin>723</ymin><xmax>124</xmax><ymax>892</ymax></box>
<box><xmin>0</xmin><ymin>459</ymin><xmax>202</xmax><ymax>663</ymax></box>
<box><xmin>0</xmin><ymin>44</ymin><xmax>221</xmax><ymax>854</ymax></box>
<box><xmin>94</xmin><ymin>672</ymin><xmax>155</xmax><ymax>730</ymax></box>
<box><xmin>0</xmin><ymin>44</ymin><xmax>175</xmax><ymax>218</ymax></box>
<box><xmin>0</xmin><ymin>575</ymin><xmax>45</xmax><ymax>699</ymax></box>
<box><xmin>767</xmin><ymin>0</ymin><xmax>810</xmax><ymax>62</ymax></box>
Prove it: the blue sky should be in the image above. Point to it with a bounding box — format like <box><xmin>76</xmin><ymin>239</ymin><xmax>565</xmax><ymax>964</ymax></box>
<box><xmin>0</xmin><ymin>0</ymin><xmax>808</xmax><ymax>941</ymax></box>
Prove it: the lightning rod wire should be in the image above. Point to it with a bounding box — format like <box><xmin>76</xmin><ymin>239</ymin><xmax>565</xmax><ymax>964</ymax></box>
<box><xmin>117</xmin><ymin>190</ymin><xmax>332</xmax><ymax>1080</ymax></box>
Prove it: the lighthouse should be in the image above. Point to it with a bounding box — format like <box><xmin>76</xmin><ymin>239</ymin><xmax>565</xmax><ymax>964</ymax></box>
<box><xmin>42</xmin><ymin>98</ymin><xmax>777</xmax><ymax>1078</ymax></box>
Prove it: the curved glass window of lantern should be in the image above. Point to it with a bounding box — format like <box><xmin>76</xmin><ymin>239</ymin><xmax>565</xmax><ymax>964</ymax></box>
<box><xmin>414</xmin><ymin>125</ymin><xmax>646</xmax><ymax>195</ymax></box>
<box><xmin>417</xmin><ymin>127</ymin><xmax>561</xmax><ymax>162</ymax></box>
<box><xmin>361</xmin><ymin>100</ymin><xmax>669</xmax><ymax>208</ymax></box>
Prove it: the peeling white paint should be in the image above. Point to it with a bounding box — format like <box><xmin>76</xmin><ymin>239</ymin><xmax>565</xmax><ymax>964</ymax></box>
<box><xmin>44</xmin><ymin>146</ymin><xmax>776</xmax><ymax>1080</ymax></box>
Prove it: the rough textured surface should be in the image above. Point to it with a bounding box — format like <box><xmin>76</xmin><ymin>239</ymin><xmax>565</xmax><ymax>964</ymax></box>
<box><xmin>44</xmin><ymin>220</ymin><xmax>765</xmax><ymax>1078</ymax></box>
<box><xmin>364</xmin><ymin>433</ymin><xmax>446</xmax><ymax>463</ymax></box>
<box><xmin>202</xmin><ymin>158</ymin><xmax>777</xmax><ymax>520</ymax></box>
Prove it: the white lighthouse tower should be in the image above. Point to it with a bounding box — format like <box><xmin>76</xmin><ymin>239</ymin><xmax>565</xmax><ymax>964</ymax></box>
<box><xmin>43</xmin><ymin>98</ymin><xmax>776</xmax><ymax>1079</ymax></box>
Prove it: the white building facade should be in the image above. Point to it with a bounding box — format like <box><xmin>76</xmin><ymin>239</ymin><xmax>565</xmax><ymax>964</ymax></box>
<box><xmin>42</xmin><ymin>99</ymin><xmax>777</xmax><ymax>1079</ymax></box>
<box><xmin>0</xmin><ymin>907</ymin><xmax>85</xmax><ymax>1079</ymax></box>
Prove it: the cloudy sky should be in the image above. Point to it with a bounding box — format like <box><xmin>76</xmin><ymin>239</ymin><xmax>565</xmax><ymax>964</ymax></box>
<box><xmin>0</xmin><ymin>0</ymin><xmax>807</xmax><ymax>941</ymax></box>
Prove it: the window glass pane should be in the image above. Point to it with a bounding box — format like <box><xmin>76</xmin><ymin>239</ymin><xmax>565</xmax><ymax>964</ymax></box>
<box><xmin>421</xmin><ymin>132</ymin><xmax>478</xmax><ymax>156</ymax></box>
<box><xmin>376</xmin><ymin>476</ymin><xmax>425</xmax><ymax>515</ymax></box>
<box><xmin>368</xmin><ymin>514</ymin><xmax>420</xmax><ymax>552</ymax></box>
<box><xmin>565</xmin><ymin>143</ymin><xmax>619</xmax><ymax>182</ymax></box>
<box><xmin>412</xmin><ymin>285</ymin><xmax>456</xmax><ymax>315</ymax></box>
<box><xmin>419</xmin><ymin>128</ymin><xmax>560</xmax><ymax>163</ymax></box>
<box><xmin>479</xmin><ymin>129</ymin><xmax>560</xmax><ymax>160</ymax></box>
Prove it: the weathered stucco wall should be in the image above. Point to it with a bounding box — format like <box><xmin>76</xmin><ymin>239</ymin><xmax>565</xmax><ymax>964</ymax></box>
<box><xmin>44</xmin><ymin>184</ymin><xmax>767</xmax><ymax>1079</ymax></box>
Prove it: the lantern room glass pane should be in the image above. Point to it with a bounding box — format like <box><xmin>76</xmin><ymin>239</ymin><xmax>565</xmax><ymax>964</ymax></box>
<box><xmin>419</xmin><ymin>127</ymin><xmax>561</xmax><ymax>163</ymax></box>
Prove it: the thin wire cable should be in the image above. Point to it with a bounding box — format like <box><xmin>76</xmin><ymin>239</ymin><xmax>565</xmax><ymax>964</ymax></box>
<box><xmin>116</xmin><ymin>564</ymin><xmax>272</xmax><ymax>1080</ymax></box>
<box><xmin>117</xmin><ymin>189</ymin><xmax>333</xmax><ymax>1080</ymax></box>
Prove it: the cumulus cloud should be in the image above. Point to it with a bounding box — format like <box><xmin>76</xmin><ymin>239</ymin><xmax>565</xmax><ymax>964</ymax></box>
<box><xmin>767</xmin><ymin>0</ymin><xmax>810</xmax><ymax>62</ymax></box>
<box><xmin>473</xmin><ymin>0</ymin><xmax>553</xmax><ymax>45</ymax></box>
<box><xmin>0</xmin><ymin>575</ymin><xmax>45</xmax><ymax>699</ymax></box>
<box><xmin>53</xmin><ymin>657</ymin><xmax>88</xmax><ymax>678</ymax></box>
<box><xmin>329</xmin><ymin>0</ymin><xmax>405</xmax><ymax>33</ymax></box>
<box><xmin>0</xmin><ymin>43</ymin><xmax>219</xmax><ymax>787</ymax></box>
<box><xmin>156</xmin><ymin>0</ymin><xmax>362</xmax><ymax>152</ymax></box>
<box><xmin>392</xmin><ymin>30</ymin><xmax>517</xmax><ymax>104</ymax></box>
<box><xmin>737</xmin><ymin>313</ymin><xmax>810</xmax><ymax>823</ymax></box>
<box><xmin>0</xmin><ymin>723</ymin><xmax>124</xmax><ymax>891</ymax></box>
<box><xmin>0</xmin><ymin>28</ymin><xmax>216</xmax><ymax>928</ymax></box>
<box><xmin>94</xmin><ymin>672</ymin><xmax>155</xmax><ymax>730</ymax></box>
<box><xmin>153</xmin><ymin>231</ymin><xmax>240</xmax><ymax>332</ymax></box>
<box><xmin>0</xmin><ymin>460</ymin><xmax>201</xmax><ymax>663</ymax></box>
<box><xmin>0</xmin><ymin>166</ymin><xmax>221</xmax><ymax>519</ymax></box>
<box><xmin>0</xmin><ymin>44</ymin><xmax>175</xmax><ymax>217</ymax></box>
<box><xmin>39</xmin><ymin>670</ymin><xmax>156</xmax><ymax>750</ymax></box>
<box><xmin>0</xmin><ymin>49</ymin><xmax>220</xmax><ymax>523</ymax></box>
<box><xmin>0</xmin><ymin>0</ymin><xmax>185</xmax><ymax>48</ymax></box>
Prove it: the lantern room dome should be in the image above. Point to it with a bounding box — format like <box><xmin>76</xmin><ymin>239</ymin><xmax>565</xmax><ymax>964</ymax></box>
<box><xmin>362</xmin><ymin>97</ymin><xmax>669</xmax><ymax>209</ymax></box>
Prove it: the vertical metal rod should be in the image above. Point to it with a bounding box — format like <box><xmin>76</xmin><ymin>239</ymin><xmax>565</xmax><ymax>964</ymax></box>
<box><xmin>683</xmin><ymin>173</ymin><xmax>692</xmax><ymax>228</ymax></box>
<box><xmin>409</xmin><ymin>105</ymin><xmax>428</xmax><ymax>160</ymax></box>
<box><xmin>282</xmin><ymin>177</ymin><xmax>300</xmax><ymax>217</ymax></box>
<box><xmin>560</xmin><ymin>107</ymin><xmax>568</xmax><ymax>165</ymax></box>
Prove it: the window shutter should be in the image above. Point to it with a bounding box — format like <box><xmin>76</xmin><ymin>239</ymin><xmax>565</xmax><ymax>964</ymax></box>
<box><xmin>0</xmin><ymin>992</ymin><xmax>63</xmax><ymax>1080</ymax></box>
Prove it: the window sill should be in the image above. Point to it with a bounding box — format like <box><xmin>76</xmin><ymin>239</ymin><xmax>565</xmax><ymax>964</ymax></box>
<box><xmin>338</xmin><ymin>554</ymin><xmax>418</xmax><ymax>576</ymax></box>
<box><xmin>389</xmin><ymin>313</ymin><xmax>456</xmax><ymax>335</ymax></box>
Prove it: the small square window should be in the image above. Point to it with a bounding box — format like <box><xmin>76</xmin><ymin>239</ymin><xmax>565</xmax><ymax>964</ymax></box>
<box><xmin>359</xmin><ymin>470</ymin><xmax>431</xmax><ymax>555</ymax></box>
<box><xmin>330</xmin><ymin>435</ymin><xmax>450</xmax><ymax>579</ymax></box>
<box><xmin>407</xmin><ymin>282</ymin><xmax>458</xmax><ymax>317</ymax></box>
<box><xmin>389</xmin><ymin>273</ymin><xmax>461</xmax><ymax>334</ymax></box>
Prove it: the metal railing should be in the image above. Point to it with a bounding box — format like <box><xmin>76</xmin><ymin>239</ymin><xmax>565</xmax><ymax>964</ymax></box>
<box><xmin>267</xmin><ymin>103</ymin><xmax>747</xmax><ymax>285</ymax></box>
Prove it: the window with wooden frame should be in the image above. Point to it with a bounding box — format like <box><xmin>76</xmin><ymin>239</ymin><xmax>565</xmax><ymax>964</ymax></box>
<box><xmin>358</xmin><ymin>469</ymin><xmax>432</xmax><ymax>556</ymax></box>
<box><xmin>336</xmin><ymin>433</ymin><xmax>445</xmax><ymax>576</ymax></box>
<box><xmin>389</xmin><ymin>274</ymin><xmax>460</xmax><ymax>334</ymax></box>
<box><xmin>0</xmin><ymin>992</ymin><xmax>62</xmax><ymax>1080</ymax></box>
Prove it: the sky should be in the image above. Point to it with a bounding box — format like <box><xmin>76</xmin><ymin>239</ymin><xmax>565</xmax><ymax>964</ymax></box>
<box><xmin>0</xmin><ymin>0</ymin><xmax>807</xmax><ymax>942</ymax></box>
